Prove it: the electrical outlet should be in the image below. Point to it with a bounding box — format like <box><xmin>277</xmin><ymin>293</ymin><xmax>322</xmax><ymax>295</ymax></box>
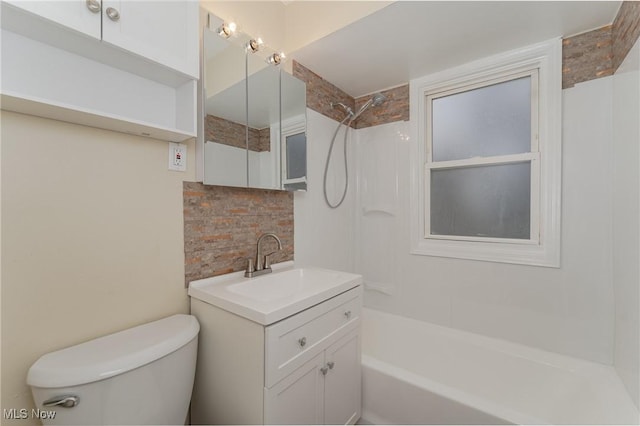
<box><xmin>168</xmin><ymin>142</ymin><xmax>187</xmax><ymax>172</ymax></box>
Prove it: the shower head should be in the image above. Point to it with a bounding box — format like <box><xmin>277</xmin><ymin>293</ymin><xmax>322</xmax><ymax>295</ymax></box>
<box><xmin>371</xmin><ymin>93</ymin><xmax>386</xmax><ymax>107</ymax></box>
<box><xmin>353</xmin><ymin>92</ymin><xmax>386</xmax><ymax>120</ymax></box>
<box><xmin>330</xmin><ymin>92</ymin><xmax>386</xmax><ymax>122</ymax></box>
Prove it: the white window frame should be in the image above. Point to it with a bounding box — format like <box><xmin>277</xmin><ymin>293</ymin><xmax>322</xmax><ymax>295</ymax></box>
<box><xmin>410</xmin><ymin>38</ymin><xmax>562</xmax><ymax>267</ymax></box>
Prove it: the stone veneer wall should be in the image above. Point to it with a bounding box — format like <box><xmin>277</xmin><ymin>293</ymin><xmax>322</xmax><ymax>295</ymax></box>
<box><xmin>563</xmin><ymin>1</ymin><xmax>640</xmax><ymax>89</ymax></box>
<box><xmin>293</xmin><ymin>60</ymin><xmax>409</xmax><ymax>130</ymax></box>
<box><xmin>354</xmin><ymin>84</ymin><xmax>410</xmax><ymax>129</ymax></box>
<box><xmin>258</xmin><ymin>127</ymin><xmax>271</xmax><ymax>151</ymax></box>
<box><xmin>562</xmin><ymin>25</ymin><xmax>614</xmax><ymax>89</ymax></box>
<box><xmin>183</xmin><ymin>182</ymin><xmax>293</xmax><ymax>284</ymax></box>
<box><xmin>205</xmin><ymin>114</ymin><xmax>270</xmax><ymax>152</ymax></box>
<box><xmin>613</xmin><ymin>1</ymin><xmax>640</xmax><ymax>71</ymax></box>
<box><xmin>292</xmin><ymin>60</ymin><xmax>355</xmax><ymax>123</ymax></box>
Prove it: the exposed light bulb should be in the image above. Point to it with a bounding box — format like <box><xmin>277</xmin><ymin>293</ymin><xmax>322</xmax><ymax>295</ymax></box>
<box><xmin>246</xmin><ymin>38</ymin><xmax>263</xmax><ymax>53</ymax></box>
<box><xmin>217</xmin><ymin>22</ymin><xmax>236</xmax><ymax>38</ymax></box>
<box><xmin>267</xmin><ymin>52</ymin><xmax>286</xmax><ymax>66</ymax></box>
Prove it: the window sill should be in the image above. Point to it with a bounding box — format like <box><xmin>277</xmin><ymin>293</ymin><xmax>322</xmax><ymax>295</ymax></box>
<box><xmin>410</xmin><ymin>237</ymin><xmax>560</xmax><ymax>267</ymax></box>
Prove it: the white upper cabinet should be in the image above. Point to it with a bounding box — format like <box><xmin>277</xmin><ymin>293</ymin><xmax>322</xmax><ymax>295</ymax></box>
<box><xmin>0</xmin><ymin>0</ymin><xmax>199</xmax><ymax>142</ymax></box>
<box><xmin>3</xmin><ymin>0</ymin><xmax>198</xmax><ymax>78</ymax></box>
<box><xmin>101</xmin><ymin>1</ymin><xmax>198</xmax><ymax>78</ymax></box>
<box><xmin>3</xmin><ymin>0</ymin><xmax>102</xmax><ymax>39</ymax></box>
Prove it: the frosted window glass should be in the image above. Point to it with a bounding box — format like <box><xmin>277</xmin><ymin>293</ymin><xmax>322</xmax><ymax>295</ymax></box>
<box><xmin>432</xmin><ymin>77</ymin><xmax>531</xmax><ymax>161</ymax></box>
<box><xmin>430</xmin><ymin>163</ymin><xmax>531</xmax><ymax>239</ymax></box>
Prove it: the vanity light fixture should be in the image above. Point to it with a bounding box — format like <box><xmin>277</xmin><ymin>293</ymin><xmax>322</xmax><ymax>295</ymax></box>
<box><xmin>267</xmin><ymin>52</ymin><xmax>286</xmax><ymax>66</ymax></box>
<box><xmin>246</xmin><ymin>38</ymin><xmax>263</xmax><ymax>53</ymax></box>
<box><xmin>217</xmin><ymin>21</ymin><xmax>236</xmax><ymax>38</ymax></box>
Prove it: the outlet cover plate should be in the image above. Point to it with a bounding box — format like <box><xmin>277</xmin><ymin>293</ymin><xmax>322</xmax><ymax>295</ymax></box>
<box><xmin>169</xmin><ymin>142</ymin><xmax>186</xmax><ymax>172</ymax></box>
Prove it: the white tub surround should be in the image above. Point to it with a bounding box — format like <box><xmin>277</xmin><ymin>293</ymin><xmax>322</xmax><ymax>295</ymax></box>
<box><xmin>361</xmin><ymin>308</ymin><xmax>639</xmax><ymax>425</ymax></box>
<box><xmin>612</xmin><ymin>37</ymin><xmax>640</xmax><ymax>409</ymax></box>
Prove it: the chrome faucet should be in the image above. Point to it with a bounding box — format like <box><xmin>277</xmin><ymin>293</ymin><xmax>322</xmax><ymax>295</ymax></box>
<box><xmin>245</xmin><ymin>233</ymin><xmax>282</xmax><ymax>278</ymax></box>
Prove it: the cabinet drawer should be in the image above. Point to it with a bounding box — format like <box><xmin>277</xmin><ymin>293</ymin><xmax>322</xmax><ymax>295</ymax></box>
<box><xmin>265</xmin><ymin>286</ymin><xmax>362</xmax><ymax>388</ymax></box>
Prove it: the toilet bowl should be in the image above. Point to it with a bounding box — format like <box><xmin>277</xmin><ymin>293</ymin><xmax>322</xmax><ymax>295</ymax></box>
<box><xmin>27</xmin><ymin>314</ymin><xmax>199</xmax><ymax>425</ymax></box>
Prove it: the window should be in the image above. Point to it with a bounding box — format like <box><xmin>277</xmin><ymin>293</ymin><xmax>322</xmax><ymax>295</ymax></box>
<box><xmin>283</xmin><ymin>131</ymin><xmax>307</xmax><ymax>190</ymax></box>
<box><xmin>410</xmin><ymin>39</ymin><xmax>562</xmax><ymax>267</ymax></box>
<box><xmin>428</xmin><ymin>71</ymin><xmax>538</xmax><ymax>242</ymax></box>
<box><xmin>281</xmin><ymin>114</ymin><xmax>307</xmax><ymax>191</ymax></box>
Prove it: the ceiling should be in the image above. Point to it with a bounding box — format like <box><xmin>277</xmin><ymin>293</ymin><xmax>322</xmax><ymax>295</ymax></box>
<box><xmin>291</xmin><ymin>1</ymin><xmax>621</xmax><ymax>98</ymax></box>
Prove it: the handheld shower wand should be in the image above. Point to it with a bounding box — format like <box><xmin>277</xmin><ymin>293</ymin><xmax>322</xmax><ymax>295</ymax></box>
<box><xmin>324</xmin><ymin>93</ymin><xmax>387</xmax><ymax>209</ymax></box>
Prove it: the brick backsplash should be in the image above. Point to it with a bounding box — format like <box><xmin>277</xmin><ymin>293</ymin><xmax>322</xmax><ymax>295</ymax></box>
<box><xmin>293</xmin><ymin>60</ymin><xmax>408</xmax><ymax>129</ymax></box>
<box><xmin>562</xmin><ymin>25</ymin><xmax>614</xmax><ymax>89</ymax></box>
<box><xmin>613</xmin><ymin>1</ymin><xmax>640</xmax><ymax>71</ymax></box>
<box><xmin>563</xmin><ymin>1</ymin><xmax>640</xmax><ymax>89</ymax></box>
<box><xmin>183</xmin><ymin>182</ymin><xmax>293</xmax><ymax>285</ymax></box>
<box><xmin>205</xmin><ymin>114</ymin><xmax>270</xmax><ymax>152</ymax></box>
<box><xmin>292</xmin><ymin>61</ymin><xmax>356</xmax><ymax>124</ymax></box>
<box><xmin>354</xmin><ymin>85</ymin><xmax>409</xmax><ymax>129</ymax></box>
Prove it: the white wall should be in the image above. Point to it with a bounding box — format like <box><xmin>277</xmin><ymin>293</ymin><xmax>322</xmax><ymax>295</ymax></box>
<box><xmin>612</xmin><ymin>38</ymin><xmax>640</xmax><ymax>408</ymax></box>
<box><xmin>1</xmin><ymin>112</ymin><xmax>193</xmax><ymax>424</ymax></box>
<box><xmin>296</xmin><ymin>79</ymin><xmax>618</xmax><ymax>364</ymax></box>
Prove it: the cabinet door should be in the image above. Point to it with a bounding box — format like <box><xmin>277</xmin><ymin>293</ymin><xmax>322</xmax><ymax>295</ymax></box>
<box><xmin>324</xmin><ymin>330</ymin><xmax>361</xmax><ymax>425</ymax></box>
<box><xmin>264</xmin><ymin>352</ymin><xmax>324</xmax><ymax>425</ymax></box>
<box><xmin>3</xmin><ymin>0</ymin><xmax>101</xmax><ymax>39</ymax></box>
<box><xmin>101</xmin><ymin>1</ymin><xmax>198</xmax><ymax>78</ymax></box>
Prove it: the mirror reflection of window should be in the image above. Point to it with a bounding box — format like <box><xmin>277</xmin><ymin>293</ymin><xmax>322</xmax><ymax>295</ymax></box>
<box><xmin>283</xmin><ymin>132</ymin><xmax>307</xmax><ymax>191</ymax></box>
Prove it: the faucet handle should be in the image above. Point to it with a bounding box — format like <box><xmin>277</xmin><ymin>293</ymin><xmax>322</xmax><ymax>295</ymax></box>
<box><xmin>264</xmin><ymin>253</ymin><xmax>275</xmax><ymax>269</ymax></box>
<box><xmin>246</xmin><ymin>257</ymin><xmax>255</xmax><ymax>273</ymax></box>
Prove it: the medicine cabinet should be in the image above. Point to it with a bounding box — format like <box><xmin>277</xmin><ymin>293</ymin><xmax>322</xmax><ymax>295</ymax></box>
<box><xmin>201</xmin><ymin>13</ymin><xmax>307</xmax><ymax>191</ymax></box>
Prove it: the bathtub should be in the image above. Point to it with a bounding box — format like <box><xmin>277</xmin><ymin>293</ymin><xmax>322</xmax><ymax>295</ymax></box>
<box><xmin>361</xmin><ymin>308</ymin><xmax>639</xmax><ymax>425</ymax></box>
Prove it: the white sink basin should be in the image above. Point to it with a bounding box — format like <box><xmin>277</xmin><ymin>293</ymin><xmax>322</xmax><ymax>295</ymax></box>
<box><xmin>188</xmin><ymin>262</ymin><xmax>363</xmax><ymax>325</ymax></box>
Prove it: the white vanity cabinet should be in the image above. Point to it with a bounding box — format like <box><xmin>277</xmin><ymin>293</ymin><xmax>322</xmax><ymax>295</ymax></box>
<box><xmin>1</xmin><ymin>0</ymin><xmax>198</xmax><ymax>141</ymax></box>
<box><xmin>190</xmin><ymin>285</ymin><xmax>362</xmax><ymax>425</ymax></box>
<box><xmin>264</xmin><ymin>329</ymin><xmax>361</xmax><ymax>425</ymax></box>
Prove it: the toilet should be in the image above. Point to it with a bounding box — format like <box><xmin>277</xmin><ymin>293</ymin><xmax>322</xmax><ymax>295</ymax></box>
<box><xmin>27</xmin><ymin>314</ymin><xmax>199</xmax><ymax>425</ymax></box>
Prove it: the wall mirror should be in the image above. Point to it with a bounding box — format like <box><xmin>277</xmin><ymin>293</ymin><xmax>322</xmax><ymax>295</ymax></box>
<box><xmin>202</xmin><ymin>13</ymin><xmax>307</xmax><ymax>191</ymax></box>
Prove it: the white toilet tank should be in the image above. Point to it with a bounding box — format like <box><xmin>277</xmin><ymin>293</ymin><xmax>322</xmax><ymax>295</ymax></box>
<box><xmin>27</xmin><ymin>314</ymin><xmax>199</xmax><ymax>425</ymax></box>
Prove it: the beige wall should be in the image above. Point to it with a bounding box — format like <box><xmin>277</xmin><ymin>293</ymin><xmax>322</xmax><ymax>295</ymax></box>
<box><xmin>1</xmin><ymin>111</ymin><xmax>194</xmax><ymax>424</ymax></box>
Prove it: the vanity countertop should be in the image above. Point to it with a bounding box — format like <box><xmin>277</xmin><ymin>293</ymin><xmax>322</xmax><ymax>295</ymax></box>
<box><xmin>188</xmin><ymin>262</ymin><xmax>363</xmax><ymax>325</ymax></box>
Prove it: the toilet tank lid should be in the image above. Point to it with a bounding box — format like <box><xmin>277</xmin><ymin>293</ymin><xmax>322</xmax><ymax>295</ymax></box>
<box><xmin>27</xmin><ymin>314</ymin><xmax>200</xmax><ymax>388</ymax></box>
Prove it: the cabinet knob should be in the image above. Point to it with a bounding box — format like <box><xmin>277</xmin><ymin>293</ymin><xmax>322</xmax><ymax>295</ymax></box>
<box><xmin>85</xmin><ymin>0</ymin><xmax>100</xmax><ymax>13</ymax></box>
<box><xmin>106</xmin><ymin>7</ymin><xmax>120</xmax><ymax>21</ymax></box>
<box><xmin>327</xmin><ymin>361</ymin><xmax>335</xmax><ymax>370</ymax></box>
<box><xmin>320</xmin><ymin>366</ymin><xmax>328</xmax><ymax>376</ymax></box>
<box><xmin>344</xmin><ymin>310</ymin><xmax>352</xmax><ymax>319</ymax></box>
<box><xmin>298</xmin><ymin>337</ymin><xmax>307</xmax><ymax>348</ymax></box>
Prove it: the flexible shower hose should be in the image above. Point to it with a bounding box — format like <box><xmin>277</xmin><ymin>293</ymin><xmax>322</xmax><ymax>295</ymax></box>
<box><xmin>323</xmin><ymin>114</ymin><xmax>354</xmax><ymax>209</ymax></box>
